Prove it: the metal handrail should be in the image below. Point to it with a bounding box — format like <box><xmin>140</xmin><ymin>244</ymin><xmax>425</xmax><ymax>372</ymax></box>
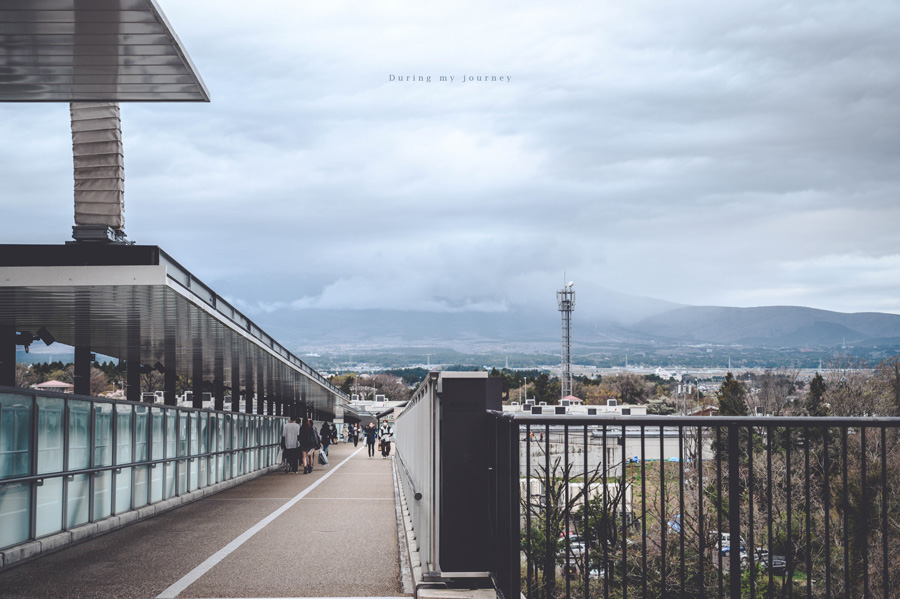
<box><xmin>495</xmin><ymin>411</ymin><xmax>900</xmax><ymax>426</ymax></box>
<box><xmin>0</xmin><ymin>443</ymin><xmax>281</xmax><ymax>486</ymax></box>
<box><xmin>393</xmin><ymin>446</ymin><xmax>423</xmax><ymax>500</ymax></box>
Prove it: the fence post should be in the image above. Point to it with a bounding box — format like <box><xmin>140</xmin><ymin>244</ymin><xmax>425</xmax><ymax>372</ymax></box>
<box><xmin>438</xmin><ymin>374</ymin><xmax>502</xmax><ymax>574</ymax></box>
<box><xmin>491</xmin><ymin>413</ymin><xmax>520</xmax><ymax>599</ymax></box>
<box><xmin>728</xmin><ymin>422</ymin><xmax>741</xmax><ymax>599</ymax></box>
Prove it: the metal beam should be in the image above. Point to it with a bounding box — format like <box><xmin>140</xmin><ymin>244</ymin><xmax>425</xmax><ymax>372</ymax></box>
<box><xmin>0</xmin><ymin>325</ymin><xmax>15</xmax><ymax>387</ymax></box>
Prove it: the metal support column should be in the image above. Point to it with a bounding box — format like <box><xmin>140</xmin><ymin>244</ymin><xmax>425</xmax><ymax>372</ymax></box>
<box><xmin>256</xmin><ymin>354</ymin><xmax>265</xmax><ymax>415</ymax></box>
<box><xmin>164</xmin><ymin>327</ymin><xmax>176</xmax><ymax>406</ymax></box>
<box><xmin>231</xmin><ymin>339</ymin><xmax>241</xmax><ymax>413</ymax></box>
<box><xmin>214</xmin><ymin>377</ymin><xmax>224</xmax><ymax>411</ymax></box>
<box><xmin>0</xmin><ymin>325</ymin><xmax>15</xmax><ymax>387</ymax></box>
<box><xmin>245</xmin><ymin>347</ymin><xmax>254</xmax><ymax>414</ymax></box>
<box><xmin>126</xmin><ymin>310</ymin><xmax>141</xmax><ymax>403</ymax></box>
<box><xmin>214</xmin><ymin>339</ymin><xmax>224</xmax><ymax>411</ymax></box>
<box><xmin>74</xmin><ymin>289</ymin><xmax>91</xmax><ymax>396</ymax></box>
<box><xmin>74</xmin><ymin>345</ymin><xmax>92</xmax><ymax>396</ymax></box>
<box><xmin>192</xmin><ymin>333</ymin><xmax>203</xmax><ymax>409</ymax></box>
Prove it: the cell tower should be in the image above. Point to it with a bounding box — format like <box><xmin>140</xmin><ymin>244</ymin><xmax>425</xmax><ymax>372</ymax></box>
<box><xmin>557</xmin><ymin>280</ymin><xmax>575</xmax><ymax>399</ymax></box>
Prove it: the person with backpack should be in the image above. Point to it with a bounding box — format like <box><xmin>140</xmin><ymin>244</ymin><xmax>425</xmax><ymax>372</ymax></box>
<box><xmin>299</xmin><ymin>418</ymin><xmax>320</xmax><ymax>474</ymax></box>
<box><xmin>281</xmin><ymin>416</ymin><xmax>301</xmax><ymax>474</ymax></box>
<box><xmin>363</xmin><ymin>422</ymin><xmax>378</xmax><ymax>458</ymax></box>
<box><xmin>380</xmin><ymin>426</ymin><xmax>393</xmax><ymax>459</ymax></box>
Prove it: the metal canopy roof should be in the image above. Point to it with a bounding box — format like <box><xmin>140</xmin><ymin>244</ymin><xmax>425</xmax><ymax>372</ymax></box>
<box><xmin>0</xmin><ymin>245</ymin><xmax>345</xmax><ymax>415</ymax></box>
<box><xmin>0</xmin><ymin>0</ymin><xmax>209</xmax><ymax>102</ymax></box>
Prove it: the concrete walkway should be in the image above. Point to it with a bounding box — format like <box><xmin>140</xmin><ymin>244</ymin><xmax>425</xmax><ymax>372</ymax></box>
<box><xmin>0</xmin><ymin>442</ymin><xmax>409</xmax><ymax>599</ymax></box>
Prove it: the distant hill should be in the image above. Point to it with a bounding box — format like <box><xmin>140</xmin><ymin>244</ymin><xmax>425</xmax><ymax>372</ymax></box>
<box><xmin>252</xmin><ymin>286</ymin><xmax>683</xmax><ymax>352</ymax></box>
<box><xmin>250</xmin><ymin>292</ymin><xmax>900</xmax><ymax>352</ymax></box>
<box><xmin>629</xmin><ymin>306</ymin><xmax>900</xmax><ymax>346</ymax></box>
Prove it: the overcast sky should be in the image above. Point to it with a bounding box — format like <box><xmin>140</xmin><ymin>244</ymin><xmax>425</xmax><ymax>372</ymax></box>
<box><xmin>2</xmin><ymin>0</ymin><xmax>899</xmax><ymax>322</ymax></box>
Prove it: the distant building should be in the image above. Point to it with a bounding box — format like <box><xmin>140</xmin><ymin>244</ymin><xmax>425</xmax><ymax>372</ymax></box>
<box><xmin>33</xmin><ymin>380</ymin><xmax>73</xmax><ymax>393</ymax></box>
<box><xmin>691</xmin><ymin>405</ymin><xmax>720</xmax><ymax>417</ymax></box>
<box><xmin>504</xmin><ymin>397</ymin><xmax>648</xmax><ymax>416</ymax></box>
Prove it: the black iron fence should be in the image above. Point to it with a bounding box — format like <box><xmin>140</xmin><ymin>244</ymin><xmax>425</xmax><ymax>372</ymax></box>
<box><xmin>488</xmin><ymin>412</ymin><xmax>900</xmax><ymax>599</ymax></box>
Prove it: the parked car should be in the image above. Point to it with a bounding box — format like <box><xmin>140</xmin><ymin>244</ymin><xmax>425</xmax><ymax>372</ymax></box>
<box><xmin>712</xmin><ymin>532</ymin><xmax>746</xmax><ymax>556</ymax></box>
<box><xmin>557</xmin><ymin>534</ymin><xmax>587</xmax><ymax>558</ymax></box>
<box><xmin>748</xmin><ymin>548</ymin><xmax>787</xmax><ymax>576</ymax></box>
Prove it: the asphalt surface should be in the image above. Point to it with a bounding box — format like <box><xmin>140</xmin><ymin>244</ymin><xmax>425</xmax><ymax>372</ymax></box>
<box><xmin>0</xmin><ymin>442</ymin><xmax>405</xmax><ymax>599</ymax></box>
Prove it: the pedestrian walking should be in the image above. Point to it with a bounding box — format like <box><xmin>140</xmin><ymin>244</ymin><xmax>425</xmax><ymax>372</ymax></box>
<box><xmin>352</xmin><ymin>423</ymin><xmax>360</xmax><ymax>447</ymax></box>
<box><xmin>281</xmin><ymin>416</ymin><xmax>301</xmax><ymax>474</ymax></box>
<box><xmin>320</xmin><ymin>421</ymin><xmax>332</xmax><ymax>456</ymax></box>
<box><xmin>364</xmin><ymin>422</ymin><xmax>378</xmax><ymax>458</ymax></box>
<box><xmin>381</xmin><ymin>426</ymin><xmax>393</xmax><ymax>459</ymax></box>
<box><xmin>299</xmin><ymin>418</ymin><xmax>320</xmax><ymax>474</ymax></box>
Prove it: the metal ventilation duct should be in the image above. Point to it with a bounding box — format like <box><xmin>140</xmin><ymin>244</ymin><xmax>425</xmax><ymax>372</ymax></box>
<box><xmin>71</xmin><ymin>102</ymin><xmax>125</xmax><ymax>236</ymax></box>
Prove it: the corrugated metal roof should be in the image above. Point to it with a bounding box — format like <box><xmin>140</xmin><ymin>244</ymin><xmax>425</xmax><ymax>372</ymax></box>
<box><xmin>0</xmin><ymin>245</ymin><xmax>345</xmax><ymax>416</ymax></box>
<box><xmin>0</xmin><ymin>0</ymin><xmax>208</xmax><ymax>102</ymax></box>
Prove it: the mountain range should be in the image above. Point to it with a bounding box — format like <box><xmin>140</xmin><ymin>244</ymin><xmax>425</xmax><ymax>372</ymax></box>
<box><xmin>252</xmin><ymin>288</ymin><xmax>900</xmax><ymax>352</ymax></box>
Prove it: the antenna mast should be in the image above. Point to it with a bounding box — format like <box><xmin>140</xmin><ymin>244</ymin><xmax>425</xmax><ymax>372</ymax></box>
<box><xmin>557</xmin><ymin>280</ymin><xmax>576</xmax><ymax>399</ymax></box>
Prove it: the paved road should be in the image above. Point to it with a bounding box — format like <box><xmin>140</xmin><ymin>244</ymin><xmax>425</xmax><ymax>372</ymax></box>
<box><xmin>0</xmin><ymin>442</ymin><xmax>406</xmax><ymax>599</ymax></box>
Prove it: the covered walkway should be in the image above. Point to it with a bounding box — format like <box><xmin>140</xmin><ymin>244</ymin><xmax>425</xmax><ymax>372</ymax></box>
<box><xmin>0</xmin><ymin>442</ymin><xmax>409</xmax><ymax>599</ymax></box>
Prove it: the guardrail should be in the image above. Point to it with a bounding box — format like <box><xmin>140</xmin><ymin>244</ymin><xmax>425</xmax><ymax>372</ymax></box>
<box><xmin>393</xmin><ymin>371</ymin><xmax>440</xmax><ymax>575</ymax></box>
<box><xmin>488</xmin><ymin>412</ymin><xmax>900</xmax><ymax>599</ymax></box>
<box><xmin>0</xmin><ymin>386</ymin><xmax>286</xmax><ymax>553</ymax></box>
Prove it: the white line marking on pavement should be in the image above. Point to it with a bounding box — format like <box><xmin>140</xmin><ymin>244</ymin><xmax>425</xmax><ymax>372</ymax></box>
<box><xmin>296</xmin><ymin>497</ymin><xmax>394</xmax><ymax>500</ymax></box>
<box><xmin>156</xmin><ymin>446</ymin><xmax>367</xmax><ymax>599</ymax></box>
<box><xmin>204</xmin><ymin>498</ymin><xmax>295</xmax><ymax>501</ymax></box>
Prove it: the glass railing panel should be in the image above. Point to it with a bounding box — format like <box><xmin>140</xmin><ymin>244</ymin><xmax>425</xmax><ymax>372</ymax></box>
<box><xmin>188</xmin><ymin>459</ymin><xmax>198</xmax><ymax>492</ymax></box>
<box><xmin>199</xmin><ymin>457</ymin><xmax>208</xmax><ymax>488</ymax></box>
<box><xmin>149</xmin><ymin>464</ymin><xmax>162</xmax><ymax>504</ymax></box>
<box><xmin>217</xmin><ymin>414</ymin><xmax>225</xmax><ymax>453</ymax></box>
<box><xmin>1</xmin><ymin>393</ymin><xmax>33</xmax><ymax>480</ymax></box>
<box><xmin>37</xmin><ymin>396</ymin><xmax>65</xmax><ymax>474</ymax></box>
<box><xmin>133</xmin><ymin>466</ymin><xmax>149</xmax><ymax>508</ymax></box>
<box><xmin>224</xmin><ymin>414</ymin><xmax>232</xmax><ymax>451</ymax></box>
<box><xmin>223</xmin><ymin>454</ymin><xmax>231</xmax><ymax>481</ymax></box>
<box><xmin>66</xmin><ymin>473</ymin><xmax>89</xmax><ymax>528</ymax></box>
<box><xmin>115</xmin><ymin>467</ymin><xmax>132</xmax><ymax>513</ymax></box>
<box><xmin>176</xmin><ymin>460</ymin><xmax>186</xmax><ymax>494</ymax></box>
<box><xmin>189</xmin><ymin>412</ymin><xmax>199</xmax><ymax>456</ymax></box>
<box><xmin>150</xmin><ymin>464</ymin><xmax>165</xmax><ymax>503</ymax></box>
<box><xmin>0</xmin><ymin>482</ymin><xmax>31</xmax><ymax>548</ymax></box>
<box><xmin>165</xmin><ymin>409</ymin><xmax>176</xmax><ymax>459</ymax></box>
<box><xmin>151</xmin><ymin>408</ymin><xmax>164</xmax><ymax>461</ymax></box>
<box><xmin>68</xmin><ymin>400</ymin><xmax>91</xmax><ymax>471</ymax></box>
<box><xmin>35</xmin><ymin>476</ymin><xmax>63</xmax><ymax>537</ymax></box>
<box><xmin>163</xmin><ymin>463</ymin><xmax>175</xmax><ymax>499</ymax></box>
<box><xmin>93</xmin><ymin>403</ymin><xmax>113</xmax><ymax>468</ymax></box>
<box><xmin>135</xmin><ymin>406</ymin><xmax>149</xmax><ymax>462</ymax></box>
<box><xmin>116</xmin><ymin>405</ymin><xmax>133</xmax><ymax>465</ymax></box>
<box><xmin>177</xmin><ymin>411</ymin><xmax>187</xmax><ymax>457</ymax></box>
<box><xmin>92</xmin><ymin>470</ymin><xmax>112</xmax><ymax>520</ymax></box>
<box><xmin>199</xmin><ymin>413</ymin><xmax>208</xmax><ymax>454</ymax></box>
